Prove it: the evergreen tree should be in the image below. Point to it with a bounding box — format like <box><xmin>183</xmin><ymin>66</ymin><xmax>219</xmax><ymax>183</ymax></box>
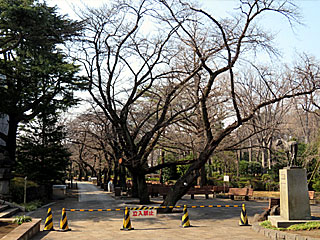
<box><xmin>0</xmin><ymin>0</ymin><xmax>86</xmax><ymax>197</ymax></box>
<box><xmin>16</xmin><ymin>108</ymin><xmax>71</xmax><ymax>184</ymax></box>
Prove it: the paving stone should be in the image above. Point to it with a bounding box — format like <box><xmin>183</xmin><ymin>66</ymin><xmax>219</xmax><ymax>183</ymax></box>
<box><xmin>26</xmin><ymin>182</ymin><xmax>320</xmax><ymax>240</ymax></box>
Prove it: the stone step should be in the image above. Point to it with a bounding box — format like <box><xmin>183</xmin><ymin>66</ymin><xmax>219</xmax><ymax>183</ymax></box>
<box><xmin>0</xmin><ymin>207</ymin><xmax>20</xmax><ymax>218</ymax></box>
<box><xmin>0</xmin><ymin>204</ymin><xmax>9</xmax><ymax>212</ymax></box>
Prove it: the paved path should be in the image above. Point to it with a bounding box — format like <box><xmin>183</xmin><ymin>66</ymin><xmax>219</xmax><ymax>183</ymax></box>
<box><xmin>78</xmin><ymin>182</ymin><xmax>114</xmax><ymax>202</ymax></box>
<box><xmin>29</xmin><ymin>182</ymin><xmax>271</xmax><ymax>240</ymax></box>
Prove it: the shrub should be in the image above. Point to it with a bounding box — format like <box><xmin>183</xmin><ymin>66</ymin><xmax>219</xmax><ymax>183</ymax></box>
<box><xmin>312</xmin><ymin>180</ymin><xmax>320</xmax><ymax>192</ymax></box>
<box><xmin>287</xmin><ymin>222</ymin><xmax>320</xmax><ymax>231</ymax></box>
<box><xmin>10</xmin><ymin>177</ymin><xmax>51</xmax><ymax>204</ymax></box>
<box><xmin>13</xmin><ymin>216</ymin><xmax>32</xmax><ymax>225</ymax></box>
<box><xmin>10</xmin><ymin>177</ymin><xmax>39</xmax><ymax>203</ymax></box>
<box><xmin>266</xmin><ymin>181</ymin><xmax>279</xmax><ymax>191</ymax></box>
<box><xmin>250</xmin><ymin>179</ymin><xmax>264</xmax><ymax>190</ymax></box>
<box><xmin>21</xmin><ymin>200</ymin><xmax>42</xmax><ymax>212</ymax></box>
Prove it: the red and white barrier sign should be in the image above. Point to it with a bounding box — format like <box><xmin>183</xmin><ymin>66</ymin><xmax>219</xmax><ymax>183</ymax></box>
<box><xmin>130</xmin><ymin>209</ymin><xmax>157</xmax><ymax>218</ymax></box>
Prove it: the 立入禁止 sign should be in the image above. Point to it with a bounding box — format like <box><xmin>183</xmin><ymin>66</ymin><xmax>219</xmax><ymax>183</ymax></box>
<box><xmin>130</xmin><ymin>209</ymin><xmax>157</xmax><ymax>218</ymax></box>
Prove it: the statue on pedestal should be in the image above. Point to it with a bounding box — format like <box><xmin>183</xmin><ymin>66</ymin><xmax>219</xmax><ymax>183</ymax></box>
<box><xmin>275</xmin><ymin>139</ymin><xmax>298</xmax><ymax>167</ymax></box>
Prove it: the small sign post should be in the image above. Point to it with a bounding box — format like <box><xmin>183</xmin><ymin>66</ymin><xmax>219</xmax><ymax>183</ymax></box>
<box><xmin>24</xmin><ymin>176</ymin><xmax>27</xmax><ymax>204</ymax></box>
<box><xmin>130</xmin><ymin>209</ymin><xmax>157</xmax><ymax>218</ymax></box>
<box><xmin>223</xmin><ymin>175</ymin><xmax>229</xmax><ymax>194</ymax></box>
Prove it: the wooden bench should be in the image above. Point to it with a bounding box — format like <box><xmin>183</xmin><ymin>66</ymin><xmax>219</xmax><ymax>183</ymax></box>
<box><xmin>228</xmin><ymin>188</ymin><xmax>253</xmax><ymax>201</ymax></box>
<box><xmin>147</xmin><ymin>184</ymin><xmax>172</xmax><ymax>199</ymax></box>
<box><xmin>213</xmin><ymin>186</ymin><xmax>229</xmax><ymax>193</ymax></box>
<box><xmin>188</xmin><ymin>186</ymin><xmax>213</xmax><ymax>199</ymax></box>
<box><xmin>267</xmin><ymin>192</ymin><xmax>314</xmax><ymax>209</ymax></box>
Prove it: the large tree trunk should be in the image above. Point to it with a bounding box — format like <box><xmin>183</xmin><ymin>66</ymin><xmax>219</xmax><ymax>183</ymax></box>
<box><xmin>162</xmin><ymin>146</ymin><xmax>214</xmax><ymax>210</ymax></box>
<box><xmin>136</xmin><ymin>173</ymin><xmax>150</xmax><ymax>204</ymax></box>
<box><xmin>119</xmin><ymin>165</ymin><xmax>127</xmax><ymax>191</ymax></box>
<box><xmin>113</xmin><ymin>161</ymin><xmax>119</xmax><ymax>187</ymax></box>
<box><xmin>131</xmin><ymin>172</ymin><xmax>139</xmax><ymax>198</ymax></box>
<box><xmin>161</xmin><ymin>169</ymin><xmax>198</xmax><ymax>212</ymax></box>
<box><xmin>197</xmin><ymin>165</ymin><xmax>206</xmax><ymax>186</ymax></box>
<box><xmin>159</xmin><ymin>150</ymin><xmax>165</xmax><ymax>184</ymax></box>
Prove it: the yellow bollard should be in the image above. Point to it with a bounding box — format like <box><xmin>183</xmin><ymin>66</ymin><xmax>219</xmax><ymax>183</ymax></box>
<box><xmin>181</xmin><ymin>205</ymin><xmax>191</xmax><ymax>228</ymax></box>
<box><xmin>44</xmin><ymin>208</ymin><xmax>54</xmax><ymax>231</ymax></box>
<box><xmin>121</xmin><ymin>207</ymin><xmax>134</xmax><ymax>230</ymax></box>
<box><xmin>59</xmin><ymin>208</ymin><xmax>71</xmax><ymax>231</ymax></box>
<box><xmin>239</xmin><ymin>204</ymin><xmax>250</xmax><ymax>226</ymax></box>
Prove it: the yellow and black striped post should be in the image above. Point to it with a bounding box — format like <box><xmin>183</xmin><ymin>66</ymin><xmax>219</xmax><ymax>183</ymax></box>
<box><xmin>44</xmin><ymin>208</ymin><xmax>54</xmax><ymax>231</ymax></box>
<box><xmin>239</xmin><ymin>204</ymin><xmax>249</xmax><ymax>226</ymax></box>
<box><xmin>180</xmin><ymin>205</ymin><xmax>191</xmax><ymax>228</ymax></box>
<box><xmin>59</xmin><ymin>208</ymin><xmax>71</xmax><ymax>231</ymax></box>
<box><xmin>121</xmin><ymin>207</ymin><xmax>134</xmax><ymax>231</ymax></box>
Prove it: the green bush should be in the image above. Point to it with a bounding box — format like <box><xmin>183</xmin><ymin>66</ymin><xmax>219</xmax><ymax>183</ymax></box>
<box><xmin>250</xmin><ymin>179</ymin><xmax>264</xmax><ymax>190</ymax></box>
<box><xmin>265</xmin><ymin>181</ymin><xmax>279</xmax><ymax>191</ymax></box>
<box><xmin>287</xmin><ymin>222</ymin><xmax>320</xmax><ymax>231</ymax></box>
<box><xmin>260</xmin><ymin>220</ymin><xmax>320</xmax><ymax>231</ymax></box>
<box><xmin>262</xmin><ymin>174</ymin><xmax>271</xmax><ymax>182</ymax></box>
<box><xmin>14</xmin><ymin>215</ymin><xmax>32</xmax><ymax>225</ymax></box>
<box><xmin>21</xmin><ymin>200</ymin><xmax>42</xmax><ymax>212</ymax></box>
<box><xmin>248</xmin><ymin>162</ymin><xmax>262</xmax><ymax>175</ymax></box>
<box><xmin>10</xmin><ymin>177</ymin><xmax>39</xmax><ymax>203</ymax></box>
<box><xmin>312</xmin><ymin>180</ymin><xmax>320</xmax><ymax>192</ymax></box>
<box><xmin>260</xmin><ymin>220</ymin><xmax>285</xmax><ymax>231</ymax></box>
<box><xmin>146</xmin><ymin>177</ymin><xmax>159</xmax><ymax>182</ymax></box>
<box><xmin>239</xmin><ymin>161</ymin><xmax>249</xmax><ymax>176</ymax></box>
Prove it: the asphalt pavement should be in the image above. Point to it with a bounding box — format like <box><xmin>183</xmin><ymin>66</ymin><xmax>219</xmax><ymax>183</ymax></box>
<box><xmin>28</xmin><ymin>182</ymin><xmax>274</xmax><ymax>240</ymax></box>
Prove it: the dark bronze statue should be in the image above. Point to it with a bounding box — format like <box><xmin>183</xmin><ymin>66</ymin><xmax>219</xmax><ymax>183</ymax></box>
<box><xmin>275</xmin><ymin>139</ymin><xmax>298</xmax><ymax>167</ymax></box>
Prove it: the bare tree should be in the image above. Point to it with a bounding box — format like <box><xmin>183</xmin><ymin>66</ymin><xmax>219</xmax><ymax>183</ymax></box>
<box><xmin>71</xmin><ymin>0</ymin><xmax>204</xmax><ymax>203</ymax></box>
<box><xmin>159</xmin><ymin>0</ymin><xmax>319</xmax><ymax>208</ymax></box>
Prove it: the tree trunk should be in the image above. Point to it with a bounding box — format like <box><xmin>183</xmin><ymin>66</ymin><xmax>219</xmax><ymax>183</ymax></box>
<box><xmin>267</xmin><ymin>140</ymin><xmax>272</xmax><ymax>170</ymax></box>
<box><xmin>119</xmin><ymin>165</ymin><xmax>126</xmax><ymax>191</ymax></box>
<box><xmin>159</xmin><ymin>149</ymin><xmax>165</xmax><ymax>184</ymax></box>
<box><xmin>261</xmin><ymin>142</ymin><xmax>267</xmax><ymax>169</ymax></box>
<box><xmin>113</xmin><ymin>161</ymin><xmax>119</xmax><ymax>187</ymax></box>
<box><xmin>197</xmin><ymin>165</ymin><xmax>206</xmax><ymax>186</ymax></box>
<box><xmin>136</xmin><ymin>173</ymin><xmax>150</xmax><ymax>204</ymax></box>
<box><xmin>131</xmin><ymin>173</ymin><xmax>139</xmax><ymax>198</ymax></box>
<box><xmin>249</xmin><ymin>139</ymin><xmax>253</xmax><ymax>162</ymax></box>
<box><xmin>236</xmin><ymin>150</ymin><xmax>241</xmax><ymax>177</ymax></box>
<box><xmin>6</xmin><ymin>116</ymin><xmax>18</xmax><ymax>166</ymax></box>
<box><xmin>162</xmin><ymin>145</ymin><xmax>214</xmax><ymax>209</ymax></box>
<box><xmin>161</xmin><ymin>169</ymin><xmax>198</xmax><ymax>212</ymax></box>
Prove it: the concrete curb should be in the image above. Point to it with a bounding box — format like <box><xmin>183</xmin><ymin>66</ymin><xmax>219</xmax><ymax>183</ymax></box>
<box><xmin>0</xmin><ymin>218</ymin><xmax>41</xmax><ymax>240</ymax></box>
<box><xmin>252</xmin><ymin>222</ymin><xmax>320</xmax><ymax>240</ymax></box>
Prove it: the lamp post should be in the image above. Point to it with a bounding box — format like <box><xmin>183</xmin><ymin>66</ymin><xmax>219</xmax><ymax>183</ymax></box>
<box><xmin>24</xmin><ymin>176</ymin><xmax>27</xmax><ymax>204</ymax></box>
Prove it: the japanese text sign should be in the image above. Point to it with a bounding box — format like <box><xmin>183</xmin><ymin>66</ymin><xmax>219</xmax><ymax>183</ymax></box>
<box><xmin>130</xmin><ymin>209</ymin><xmax>157</xmax><ymax>218</ymax></box>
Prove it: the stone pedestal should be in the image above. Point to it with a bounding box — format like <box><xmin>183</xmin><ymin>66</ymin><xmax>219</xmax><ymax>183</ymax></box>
<box><xmin>268</xmin><ymin>167</ymin><xmax>316</xmax><ymax>228</ymax></box>
<box><xmin>280</xmin><ymin>167</ymin><xmax>311</xmax><ymax>220</ymax></box>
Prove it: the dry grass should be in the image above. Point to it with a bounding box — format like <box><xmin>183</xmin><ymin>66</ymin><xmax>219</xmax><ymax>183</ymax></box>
<box><xmin>253</xmin><ymin>191</ymin><xmax>280</xmax><ymax>198</ymax></box>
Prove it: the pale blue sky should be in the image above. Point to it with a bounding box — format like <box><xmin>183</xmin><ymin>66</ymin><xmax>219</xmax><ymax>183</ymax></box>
<box><xmin>49</xmin><ymin>0</ymin><xmax>320</xmax><ymax>64</ymax></box>
<box><xmin>45</xmin><ymin>0</ymin><xmax>320</xmax><ymax>117</ymax></box>
<box><xmin>203</xmin><ymin>0</ymin><xmax>320</xmax><ymax>63</ymax></box>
